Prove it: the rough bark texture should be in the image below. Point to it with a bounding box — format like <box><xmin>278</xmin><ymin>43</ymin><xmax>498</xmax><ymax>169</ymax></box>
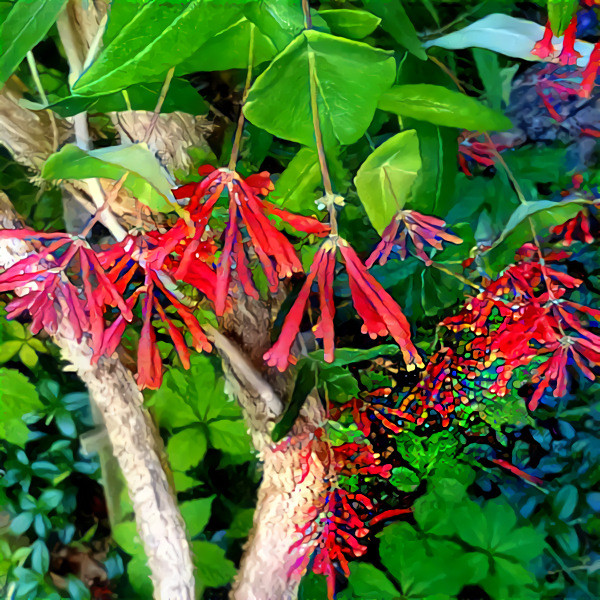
<box><xmin>215</xmin><ymin>296</ymin><xmax>333</xmax><ymax>600</ymax></box>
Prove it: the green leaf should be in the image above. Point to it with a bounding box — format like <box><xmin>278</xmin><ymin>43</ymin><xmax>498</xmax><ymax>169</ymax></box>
<box><xmin>18</xmin><ymin>344</ymin><xmax>38</xmax><ymax>369</ymax></box>
<box><xmin>0</xmin><ymin>0</ymin><xmax>67</xmax><ymax>86</ymax></box>
<box><xmin>244</xmin><ymin>30</ymin><xmax>395</xmax><ymax>148</ymax></box>
<box><xmin>408</xmin><ymin>121</ymin><xmax>457</xmax><ymax>217</ymax></box>
<box><xmin>43</xmin><ymin>79</ymin><xmax>209</xmax><ymax>118</ymax></box>
<box><xmin>272</xmin><ymin>361</ymin><xmax>315</xmax><ymax>442</ymax></box>
<box><xmin>318</xmin><ymin>365</ymin><xmax>360</xmax><ymax>403</ymax></box>
<box><xmin>473</xmin><ymin>48</ymin><xmax>503</xmax><ymax>111</ymax></box>
<box><xmin>127</xmin><ymin>553</ymin><xmax>153</xmax><ymax>598</ymax></box>
<box><xmin>553</xmin><ymin>484</ymin><xmax>579</xmax><ymax>520</ymax></box>
<box><xmin>347</xmin><ymin>563</ymin><xmax>399</xmax><ymax>599</ymax></box>
<box><xmin>354</xmin><ymin>130</ymin><xmax>421</xmax><ymax>233</ymax></box>
<box><xmin>0</xmin><ymin>341</ymin><xmax>23</xmax><ymax>364</ymax></box>
<box><xmin>72</xmin><ymin>1</ymin><xmax>242</xmax><ymax>96</ymax></box>
<box><xmin>42</xmin><ymin>143</ymin><xmax>177</xmax><ymax>213</ymax></box>
<box><xmin>379</xmin><ymin>84</ymin><xmax>513</xmax><ymax>131</ymax></box>
<box><xmin>548</xmin><ymin>0</ymin><xmax>578</xmax><ymax>36</ymax></box>
<box><xmin>307</xmin><ymin>344</ymin><xmax>400</xmax><ymax>366</ymax></box>
<box><xmin>244</xmin><ymin>0</ymin><xmax>328</xmax><ymax>52</ymax></box>
<box><xmin>180</xmin><ymin>495</ymin><xmax>215</xmax><ymax>538</ymax></box>
<box><xmin>271</xmin><ymin>147</ymin><xmax>322</xmax><ymax>214</ymax></box>
<box><xmin>318</xmin><ymin>9</ymin><xmax>381</xmax><ymax>40</ymax></box>
<box><xmin>362</xmin><ymin>0</ymin><xmax>426</xmax><ymax>59</ymax></box>
<box><xmin>30</xmin><ymin>540</ymin><xmax>49</xmax><ymax>574</ymax></box>
<box><xmin>166</xmin><ymin>425</ymin><xmax>208</xmax><ymax>471</ymax></box>
<box><xmin>10</xmin><ymin>511</ymin><xmax>34</xmax><ymax>535</ymax></box>
<box><xmin>485</xmin><ymin>199</ymin><xmax>586</xmax><ymax>271</ymax></box>
<box><xmin>207</xmin><ymin>419</ymin><xmax>252</xmax><ymax>456</ymax></box>
<box><xmin>176</xmin><ymin>18</ymin><xmax>277</xmax><ymax>73</ymax></box>
<box><xmin>112</xmin><ymin>521</ymin><xmax>143</xmax><ymax>556</ymax></box>
<box><xmin>0</xmin><ymin>368</ymin><xmax>42</xmax><ymax>447</ymax></box>
<box><xmin>192</xmin><ymin>540</ymin><xmax>236</xmax><ymax>589</ymax></box>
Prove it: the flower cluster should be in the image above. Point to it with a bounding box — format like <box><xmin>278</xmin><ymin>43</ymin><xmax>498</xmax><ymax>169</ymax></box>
<box><xmin>290</xmin><ymin>415</ymin><xmax>411</xmax><ymax>599</ymax></box>
<box><xmin>264</xmin><ymin>237</ymin><xmax>423</xmax><ymax>371</ymax></box>
<box><xmin>173</xmin><ymin>166</ymin><xmax>329</xmax><ymax>315</ymax></box>
<box><xmin>365</xmin><ymin>210</ymin><xmax>461</xmax><ymax>267</ymax></box>
<box><xmin>0</xmin><ymin>166</ymin><xmax>331</xmax><ymax>388</ymax></box>
<box><xmin>532</xmin><ymin>16</ymin><xmax>581</xmax><ymax>65</ymax></box>
<box><xmin>403</xmin><ymin>244</ymin><xmax>600</xmax><ymax>425</ymax></box>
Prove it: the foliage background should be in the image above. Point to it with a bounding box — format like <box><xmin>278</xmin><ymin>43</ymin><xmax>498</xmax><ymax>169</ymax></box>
<box><xmin>0</xmin><ymin>0</ymin><xmax>599</xmax><ymax>599</ymax></box>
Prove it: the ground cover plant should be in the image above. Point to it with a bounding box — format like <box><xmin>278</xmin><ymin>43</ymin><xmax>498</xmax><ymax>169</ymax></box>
<box><xmin>0</xmin><ymin>0</ymin><xmax>600</xmax><ymax>599</ymax></box>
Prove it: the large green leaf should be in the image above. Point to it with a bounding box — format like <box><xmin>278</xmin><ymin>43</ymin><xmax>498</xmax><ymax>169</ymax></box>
<box><xmin>0</xmin><ymin>0</ymin><xmax>67</xmax><ymax>86</ymax></box>
<box><xmin>354</xmin><ymin>130</ymin><xmax>421</xmax><ymax>233</ymax></box>
<box><xmin>207</xmin><ymin>419</ymin><xmax>252</xmax><ymax>456</ymax></box>
<box><xmin>244</xmin><ymin>30</ymin><xmax>395</xmax><ymax>148</ymax></box>
<box><xmin>408</xmin><ymin>120</ymin><xmax>458</xmax><ymax>217</ymax></box>
<box><xmin>176</xmin><ymin>17</ymin><xmax>277</xmax><ymax>73</ymax></box>
<box><xmin>72</xmin><ymin>1</ymin><xmax>242</xmax><ymax>96</ymax></box>
<box><xmin>244</xmin><ymin>0</ymin><xmax>328</xmax><ymax>52</ymax></box>
<box><xmin>318</xmin><ymin>9</ymin><xmax>381</xmax><ymax>40</ymax></box>
<box><xmin>0</xmin><ymin>368</ymin><xmax>42</xmax><ymax>447</ymax></box>
<box><xmin>548</xmin><ymin>0</ymin><xmax>578</xmax><ymax>36</ymax></box>
<box><xmin>378</xmin><ymin>84</ymin><xmax>513</xmax><ymax>131</ymax></box>
<box><xmin>42</xmin><ymin>143</ymin><xmax>177</xmax><ymax>213</ymax></box>
<box><xmin>362</xmin><ymin>0</ymin><xmax>426</xmax><ymax>59</ymax></box>
<box><xmin>192</xmin><ymin>540</ymin><xmax>236</xmax><ymax>590</ymax></box>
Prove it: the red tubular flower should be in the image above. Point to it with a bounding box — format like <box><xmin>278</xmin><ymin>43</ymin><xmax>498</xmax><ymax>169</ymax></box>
<box><xmin>366</xmin><ymin>210</ymin><xmax>461</xmax><ymax>267</ymax></box>
<box><xmin>550</xmin><ymin>210</ymin><xmax>594</xmax><ymax>246</ymax></box>
<box><xmin>173</xmin><ymin>166</ymin><xmax>329</xmax><ymax>315</ymax></box>
<box><xmin>530</xmin><ymin>334</ymin><xmax>600</xmax><ymax>409</ymax></box>
<box><xmin>580</xmin><ymin>41</ymin><xmax>600</xmax><ymax>97</ymax></box>
<box><xmin>558</xmin><ymin>16</ymin><xmax>581</xmax><ymax>65</ymax></box>
<box><xmin>532</xmin><ymin>21</ymin><xmax>556</xmax><ymax>59</ymax></box>
<box><xmin>264</xmin><ymin>243</ymin><xmax>334</xmax><ymax>371</ymax></box>
<box><xmin>340</xmin><ymin>240</ymin><xmax>423</xmax><ymax>369</ymax></box>
<box><xmin>265</xmin><ymin>238</ymin><xmax>421</xmax><ymax>371</ymax></box>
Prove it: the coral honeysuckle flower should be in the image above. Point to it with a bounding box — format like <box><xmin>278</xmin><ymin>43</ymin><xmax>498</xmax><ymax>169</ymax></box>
<box><xmin>543</xmin><ymin>209</ymin><xmax>596</xmax><ymax>249</ymax></box>
<box><xmin>96</xmin><ymin>233</ymin><xmax>212</xmax><ymax>388</ymax></box>
<box><xmin>532</xmin><ymin>21</ymin><xmax>556</xmax><ymax>59</ymax></box>
<box><xmin>580</xmin><ymin>41</ymin><xmax>600</xmax><ymax>97</ymax></box>
<box><xmin>264</xmin><ymin>237</ymin><xmax>422</xmax><ymax>371</ymax></box>
<box><xmin>173</xmin><ymin>166</ymin><xmax>329</xmax><ymax>315</ymax></box>
<box><xmin>366</xmin><ymin>210</ymin><xmax>461</xmax><ymax>268</ymax></box>
<box><xmin>559</xmin><ymin>16</ymin><xmax>582</xmax><ymax>65</ymax></box>
<box><xmin>0</xmin><ymin>230</ymin><xmax>131</xmax><ymax>345</ymax></box>
<box><xmin>530</xmin><ymin>333</ymin><xmax>600</xmax><ymax>409</ymax></box>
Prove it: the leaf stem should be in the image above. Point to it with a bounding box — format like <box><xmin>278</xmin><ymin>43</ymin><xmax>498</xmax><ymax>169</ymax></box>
<box><xmin>229</xmin><ymin>24</ymin><xmax>255</xmax><ymax>170</ymax></box>
<box><xmin>26</xmin><ymin>51</ymin><xmax>59</xmax><ymax>151</ymax></box>
<box><xmin>303</xmin><ymin>0</ymin><xmax>336</xmax><ymax>233</ymax></box>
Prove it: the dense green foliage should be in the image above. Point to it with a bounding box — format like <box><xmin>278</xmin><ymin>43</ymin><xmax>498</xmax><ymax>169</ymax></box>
<box><xmin>1</xmin><ymin>0</ymin><xmax>600</xmax><ymax>599</ymax></box>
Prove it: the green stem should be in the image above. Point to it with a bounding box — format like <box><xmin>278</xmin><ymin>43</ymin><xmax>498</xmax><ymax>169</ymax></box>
<box><xmin>26</xmin><ymin>51</ymin><xmax>59</xmax><ymax>151</ymax></box>
<box><xmin>303</xmin><ymin>1</ymin><xmax>336</xmax><ymax>233</ymax></box>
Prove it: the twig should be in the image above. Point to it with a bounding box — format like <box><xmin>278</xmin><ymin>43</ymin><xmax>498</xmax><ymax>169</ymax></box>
<box><xmin>228</xmin><ymin>24</ymin><xmax>255</xmax><ymax>169</ymax></box>
<box><xmin>143</xmin><ymin>67</ymin><xmax>175</xmax><ymax>144</ymax></box>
